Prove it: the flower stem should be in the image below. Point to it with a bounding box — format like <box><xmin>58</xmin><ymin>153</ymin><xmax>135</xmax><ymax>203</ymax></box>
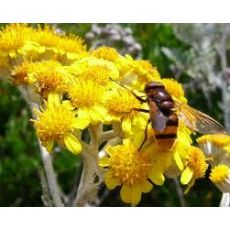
<box><xmin>19</xmin><ymin>86</ymin><xmax>63</xmax><ymax>207</ymax></box>
<box><xmin>37</xmin><ymin>139</ymin><xmax>64</xmax><ymax>206</ymax></box>
<box><xmin>73</xmin><ymin>125</ymin><xmax>102</xmax><ymax>206</ymax></box>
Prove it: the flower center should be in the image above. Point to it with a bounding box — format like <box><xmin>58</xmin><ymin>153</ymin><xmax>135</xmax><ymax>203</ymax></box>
<box><xmin>109</xmin><ymin>144</ymin><xmax>152</xmax><ymax>185</ymax></box>
<box><xmin>34</xmin><ymin>103</ymin><xmax>76</xmax><ymax>142</ymax></box>
<box><xmin>186</xmin><ymin>147</ymin><xmax>208</xmax><ymax>179</ymax></box>
<box><xmin>79</xmin><ymin>65</ymin><xmax>111</xmax><ymax>86</ymax></box>
<box><xmin>68</xmin><ymin>79</ymin><xmax>103</xmax><ymax>108</ymax></box>
<box><xmin>106</xmin><ymin>89</ymin><xmax>141</xmax><ymax>117</ymax></box>
<box><xmin>210</xmin><ymin>165</ymin><xmax>230</xmax><ymax>183</ymax></box>
<box><xmin>91</xmin><ymin>46</ymin><xmax>119</xmax><ymax>62</ymax></box>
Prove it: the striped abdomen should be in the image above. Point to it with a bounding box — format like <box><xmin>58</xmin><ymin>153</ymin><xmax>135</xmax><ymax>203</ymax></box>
<box><xmin>154</xmin><ymin>112</ymin><xmax>178</xmax><ymax>151</ymax></box>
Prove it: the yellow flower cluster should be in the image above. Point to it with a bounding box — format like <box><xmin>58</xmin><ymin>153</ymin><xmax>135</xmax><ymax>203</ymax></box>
<box><xmin>1</xmin><ymin>24</ymin><xmax>224</xmax><ymax>206</ymax></box>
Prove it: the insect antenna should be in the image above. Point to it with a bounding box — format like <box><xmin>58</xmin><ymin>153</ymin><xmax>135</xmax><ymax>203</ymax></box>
<box><xmin>109</xmin><ymin>78</ymin><xmax>146</xmax><ymax>103</ymax></box>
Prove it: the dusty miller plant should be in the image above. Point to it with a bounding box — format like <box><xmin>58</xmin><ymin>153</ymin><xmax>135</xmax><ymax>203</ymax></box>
<box><xmin>162</xmin><ymin>23</ymin><xmax>230</xmax><ymax>206</ymax></box>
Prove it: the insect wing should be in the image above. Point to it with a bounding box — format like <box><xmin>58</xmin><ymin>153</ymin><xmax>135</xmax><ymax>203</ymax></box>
<box><xmin>153</xmin><ymin>112</ymin><xmax>168</xmax><ymax>132</ymax></box>
<box><xmin>174</xmin><ymin>100</ymin><xmax>226</xmax><ymax>134</ymax></box>
<box><xmin>149</xmin><ymin>100</ymin><xmax>167</xmax><ymax>132</ymax></box>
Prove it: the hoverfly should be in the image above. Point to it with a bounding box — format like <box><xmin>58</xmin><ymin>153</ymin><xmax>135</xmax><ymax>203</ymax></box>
<box><xmin>110</xmin><ymin>79</ymin><xmax>226</xmax><ymax>151</ymax></box>
<box><xmin>143</xmin><ymin>81</ymin><xmax>226</xmax><ymax>150</ymax></box>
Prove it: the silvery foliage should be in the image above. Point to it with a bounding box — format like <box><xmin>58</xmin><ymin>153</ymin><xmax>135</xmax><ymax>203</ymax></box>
<box><xmin>162</xmin><ymin>24</ymin><xmax>230</xmax><ymax>207</ymax></box>
<box><xmin>85</xmin><ymin>24</ymin><xmax>142</xmax><ymax>59</ymax></box>
<box><xmin>162</xmin><ymin>24</ymin><xmax>230</xmax><ymax>90</ymax></box>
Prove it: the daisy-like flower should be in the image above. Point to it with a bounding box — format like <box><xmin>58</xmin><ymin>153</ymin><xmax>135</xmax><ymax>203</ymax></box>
<box><xmin>91</xmin><ymin>46</ymin><xmax>120</xmax><ymax>62</ymax></box>
<box><xmin>123</xmin><ymin>55</ymin><xmax>161</xmax><ymax>90</ymax></box>
<box><xmin>67</xmin><ymin>78</ymin><xmax>107</xmax><ymax>125</ymax></box>
<box><xmin>32</xmin><ymin>25</ymin><xmax>87</xmax><ymax>62</ymax></box>
<box><xmin>140</xmin><ymin>121</ymin><xmax>192</xmax><ymax>179</ymax></box>
<box><xmin>180</xmin><ymin>146</ymin><xmax>208</xmax><ymax>193</ymax></box>
<box><xmin>103</xmin><ymin>84</ymin><xmax>148</xmax><ymax>135</ymax></box>
<box><xmin>198</xmin><ymin>133</ymin><xmax>230</xmax><ymax>166</ymax></box>
<box><xmin>70</xmin><ymin>57</ymin><xmax>119</xmax><ymax>86</ymax></box>
<box><xmin>11</xmin><ymin>61</ymin><xmax>32</xmax><ymax>85</ymax></box>
<box><xmin>161</xmin><ymin>78</ymin><xmax>187</xmax><ymax>103</ymax></box>
<box><xmin>209</xmin><ymin>164</ymin><xmax>230</xmax><ymax>193</ymax></box>
<box><xmin>99</xmin><ymin>139</ymin><xmax>163</xmax><ymax>206</ymax></box>
<box><xmin>32</xmin><ymin>93</ymin><xmax>90</xmax><ymax>154</ymax></box>
<box><xmin>57</xmin><ymin>35</ymin><xmax>87</xmax><ymax>61</ymax></box>
<box><xmin>0</xmin><ymin>24</ymin><xmax>35</xmax><ymax>59</ymax></box>
<box><xmin>26</xmin><ymin>60</ymin><xmax>72</xmax><ymax>97</ymax></box>
<box><xmin>90</xmin><ymin>46</ymin><xmax>131</xmax><ymax>76</ymax></box>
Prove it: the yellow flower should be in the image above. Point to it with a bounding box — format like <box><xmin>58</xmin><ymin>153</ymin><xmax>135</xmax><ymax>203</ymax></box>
<box><xmin>140</xmin><ymin>121</ymin><xmax>192</xmax><ymax>179</ymax></box>
<box><xmin>67</xmin><ymin>78</ymin><xmax>107</xmax><ymax>125</ymax></box>
<box><xmin>90</xmin><ymin>46</ymin><xmax>131</xmax><ymax>77</ymax></box>
<box><xmin>32</xmin><ymin>25</ymin><xmax>87</xmax><ymax>61</ymax></box>
<box><xmin>161</xmin><ymin>78</ymin><xmax>187</xmax><ymax>103</ymax></box>
<box><xmin>11</xmin><ymin>61</ymin><xmax>32</xmax><ymax>85</ymax></box>
<box><xmin>32</xmin><ymin>93</ymin><xmax>89</xmax><ymax>154</ymax></box>
<box><xmin>209</xmin><ymin>164</ymin><xmax>230</xmax><ymax>193</ymax></box>
<box><xmin>180</xmin><ymin>146</ymin><xmax>208</xmax><ymax>193</ymax></box>
<box><xmin>198</xmin><ymin>133</ymin><xmax>230</xmax><ymax>166</ymax></box>
<box><xmin>70</xmin><ymin>57</ymin><xmax>119</xmax><ymax>86</ymax></box>
<box><xmin>32</xmin><ymin>25</ymin><xmax>60</xmax><ymax>50</ymax></box>
<box><xmin>0</xmin><ymin>24</ymin><xmax>35</xmax><ymax>59</ymax></box>
<box><xmin>57</xmin><ymin>34</ymin><xmax>87</xmax><ymax>60</ymax></box>
<box><xmin>123</xmin><ymin>55</ymin><xmax>161</xmax><ymax>90</ymax></box>
<box><xmin>91</xmin><ymin>46</ymin><xmax>120</xmax><ymax>62</ymax></box>
<box><xmin>103</xmin><ymin>84</ymin><xmax>148</xmax><ymax>135</ymax></box>
<box><xmin>99</xmin><ymin>139</ymin><xmax>162</xmax><ymax>206</ymax></box>
<box><xmin>26</xmin><ymin>60</ymin><xmax>72</xmax><ymax>97</ymax></box>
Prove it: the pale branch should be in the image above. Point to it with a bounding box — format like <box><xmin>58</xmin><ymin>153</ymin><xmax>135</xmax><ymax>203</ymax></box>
<box><xmin>173</xmin><ymin>178</ymin><xmax>186</xmax><ymax>207</ymax></box>
<box><xmin>37</xmin><ymin>139</ymin><xmax>64</xmax><ymax>207</ymax></box>
<box><xmin>38</xmin><ymin>167</ymin><xmax>53</xmax><ymax>207</ymax></box>
<box><xmin>100</xmin><ymin>130</ymin><xmax>116</xmax><ymax>144</ymax></box>
<box><xmin>73</xmin><ymin>125</ymin><xmax>103</xmax><ymax>206</ymax></box>
<box><xmin>220</xmin><ymin>193</ymin><xmax>230</xmax><ymax>207</ymax></box>
<box><xmin>19</xmin><ymin>86</ymin><xmax>64</xmax><ymax>207</ymax></box>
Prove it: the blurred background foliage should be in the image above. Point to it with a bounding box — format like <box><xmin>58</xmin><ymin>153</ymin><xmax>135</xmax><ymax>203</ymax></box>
<box><xmin>0</xmin><ymin>23</ymin><xmax>224</xmax><ymax>206</ymax></box>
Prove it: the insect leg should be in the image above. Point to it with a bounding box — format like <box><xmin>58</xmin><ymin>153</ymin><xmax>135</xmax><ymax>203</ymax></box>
<box><xmin>138</xmin><ymin>118</ymin><xmax>151</xmax><ymax>151</ymax></box>
<box><xmin>132</xmin><ymin>108</ymin><xmax>150</xmax><ymax>113</ymax></box>
<box><xmin>109</xmin><ymin>78</ymin><xmax>147</xmax><ymax>103</ymax></box>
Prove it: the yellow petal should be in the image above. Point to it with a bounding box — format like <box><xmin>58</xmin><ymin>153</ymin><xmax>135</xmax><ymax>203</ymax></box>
<box><xmin>130</xmin><ymin>184</ymin><xmax>142</xmax><ymax>206</ymax></box>
<box><xmin>149</xmin><ymin>169</ymin><xmax>165</xmax><ymax>185</ymax></box>
<box><xmin>174</xmin><ymin>152</ymin><xmax>184</xmax><ymax>171</ymax></box>
<box><xmin>62</xmin><ymin>100</ymin><xmax>75</xmax><ymax>110</ymax></box>
<box><xmin>181</xmin><ymin>167</ymin><xmax>193</xmax><ymax>185</ymax></box>
<box><xmin>104</xmin><ymin>171</ymin><xmax>120</xmax><ymax>189</ymax></box>
<box><xmin>9</xmin><ymin>50</ymin><xmax>17</xmax><ymax>58</ymax></box>
<box><xmin>99</xmin><ymin>156</ymin><xmax>110</xmax><ymax>167</ymax></box>
<box><xmin>120</xmin><ymin>184</ymin><xmax>132</xmax><ymax>204</ymax></box>
<box><xmin>48</xmin><ymin>93</ymin><xmax>60</xmax><ymax>107</ymax></box>
<box><xmin>122</xmin><ymin>118</ymin><xmax>132</xmax><ymax>135</ymax></box>
<box><xmin>90</xmin><ymin>107</ymin><xmax>104</xmax><ymax>124</ymax></box>
<box><xmin>140</xmin><ymin>180</ymin><xmax>153</xmax><ymax>193</ymax></box>
<box><xmin>72</xmin><ymin>117</ymin><xmax>90</xmax><ymax>130</ymax></box>
<box><xmin>78</xmin><ymin>108</ymin><xmax>90</xmax><ymax>121</ymax></box>
<box><xmin>63</xmin><ymin>132</ymin><xmax>82</xmax><ymax>155</ymax></box>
